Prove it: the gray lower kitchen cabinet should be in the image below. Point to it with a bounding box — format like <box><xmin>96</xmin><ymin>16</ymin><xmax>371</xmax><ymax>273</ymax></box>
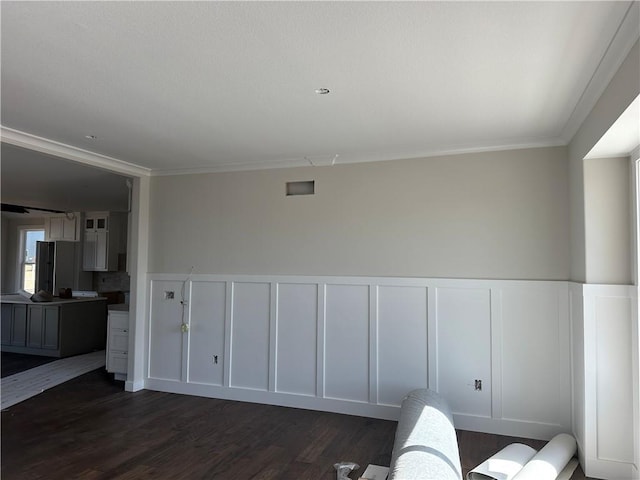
<box><xmin>28</xmin><ymin>306</ymin><xmax>44</xmax><ymax>348</ymax></box>
<box><xmin>0</xmin><ymin>304</ymin><xmax>11</xmax><ymax>345</ymax></box>
<box><xmin>0</xmin><ymin>297</ymin><xmax>107</xmax><ymax>357</ymax></box>
<box><xmin>42</xmin><ymin>307</ymin><xmax>59</xmax><ymax>350</ymax></box>
<box><xmin>8</xmin><ymin>304</ymin><xmax>27</xmax><ymax>347</ymax></box>
<box><xmin>1</xmin><ymin>304</ymin><xmax>27</xmax><ymax>346</ymax></box>
<box><xmin>26</xmin><ymin>306</ymin><xmax>60</xmax><ymax>350</ymax></box>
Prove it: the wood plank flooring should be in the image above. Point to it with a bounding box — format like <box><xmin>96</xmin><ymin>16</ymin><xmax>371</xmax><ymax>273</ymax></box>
<box><xmin>1</xmin><ymin>352</ymin><xmax>58</xmax><ymax>378</ymax></box>
<box><xmin>1</xmin><ymin>369</ymin><xmax>594</xmax><ymax>479</ymax></box>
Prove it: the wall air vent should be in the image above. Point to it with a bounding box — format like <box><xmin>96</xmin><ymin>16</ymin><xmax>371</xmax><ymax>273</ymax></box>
<box><xmin>286</xmin><ymin>181</ymin><xmax>315</xmax><ymax>196</ymax></box>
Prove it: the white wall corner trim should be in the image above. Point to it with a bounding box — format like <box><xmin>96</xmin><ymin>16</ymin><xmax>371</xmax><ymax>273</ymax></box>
<box><xmin>0</xmin><ymin>126</ymin><xmax>151</xmax><ymax>178</ymax></box>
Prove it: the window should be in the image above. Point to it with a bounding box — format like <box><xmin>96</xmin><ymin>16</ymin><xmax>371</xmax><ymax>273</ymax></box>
<box><xmin>19</xmin><ymin>228</ymin><xmax>44</xmax><ymax>293</ymax></box>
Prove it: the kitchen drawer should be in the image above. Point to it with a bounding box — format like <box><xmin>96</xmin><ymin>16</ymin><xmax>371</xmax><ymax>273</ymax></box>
<box><xmin>107</xmin><ymin>310</ymin><xmax>129</xmax><ymax>378</ymax></box>
<box><xmin>108</xmin><ymin>352</ymin><xmax>128</xmax><ymax>374</ymax></box>
<box><xmin>109</xmin><ymin>330</ymin><xmax>129</xmax><ymax>352</ymax></box>
<box><xmin>109</xmin><ymin>314</ymin><xmax>129</xmax><ymax>330</ymax></box>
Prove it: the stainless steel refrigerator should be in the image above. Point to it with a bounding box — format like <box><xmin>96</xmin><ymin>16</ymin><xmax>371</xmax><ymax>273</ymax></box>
<box><xmin>35</xmin><ymin>241</ymin><xmax>91</xmax><ymax>294</ymax></box>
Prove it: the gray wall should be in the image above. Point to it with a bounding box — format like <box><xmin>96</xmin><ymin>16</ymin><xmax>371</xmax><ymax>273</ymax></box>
<box><xmin>584</xmin><ymin>156</ymin><xmax>632</xmax><ymax>284</ymax></box>
<box><xmin>148</xmin><ymin>146</ymin><xmax>570</xmax><ymax>280</ymax></box>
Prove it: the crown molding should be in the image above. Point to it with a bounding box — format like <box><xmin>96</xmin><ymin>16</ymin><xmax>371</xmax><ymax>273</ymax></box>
<box><xmin>151</xmin><ymin>137</ymin><xmax>566</xmax><ymax>176</ymax></box>
<box><xmin>150</xmin><ymin>157</ymin><xmax>314</xmax><ymax>176</ymax></box>
<box><xmin>561</xmin><ymin>1</ymin><xmax>640</xmax><ymax>144</ymax></box>
<box><xmin>1</xmin><ymin>126</ymin><xmax>151</xmax><ymax>177</ymax></box>
<box><xmin>2</xmin><ymin>124</ymin><xmax>564</xmax><ymax>178</ymax></box>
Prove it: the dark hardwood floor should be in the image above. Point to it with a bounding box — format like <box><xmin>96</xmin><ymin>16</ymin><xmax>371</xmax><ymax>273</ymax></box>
<box><xmin>1</xmin><ymin>369</ymin><xmax>593</xmax><ymax>479</ymax></box>
<box><xmin>1</xmin><ymin>352</ymin><xmax>58</xmax><ymax>378</ymax></box>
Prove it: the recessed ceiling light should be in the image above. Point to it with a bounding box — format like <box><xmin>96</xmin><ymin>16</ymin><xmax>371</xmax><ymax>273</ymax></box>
<box><xmin>315</xmin><ymin>88</ymin><xmax>330</xmax><ymax>95</ymax></box>
<box><xmin>85</xmin><ymin>135</ymin><xmax>97</xmax><ymax>140</ymax></box>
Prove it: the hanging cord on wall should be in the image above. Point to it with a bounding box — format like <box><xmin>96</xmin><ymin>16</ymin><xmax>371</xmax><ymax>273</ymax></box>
<box><xmin>180</xmin><ymin>266</ymin><xmax>195</xmax><ymax>333</ymax></box>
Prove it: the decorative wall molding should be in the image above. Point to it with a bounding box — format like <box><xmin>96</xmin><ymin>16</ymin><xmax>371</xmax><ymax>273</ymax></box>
<box><xmin>145</xmin><ymin>274</ymin><xmax>572</xmax><ymax>441</ymax></box>
<box><xmin>572</xmin><ymin>282</ymin><xmax>638</xmax><ymax>480</ymax></box>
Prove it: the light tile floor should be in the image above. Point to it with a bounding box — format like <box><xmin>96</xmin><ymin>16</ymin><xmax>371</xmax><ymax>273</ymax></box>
<box><xmin>1</xmin><ymin>350</ymin><xmax>105</xmax><ymax>410</ymax></box>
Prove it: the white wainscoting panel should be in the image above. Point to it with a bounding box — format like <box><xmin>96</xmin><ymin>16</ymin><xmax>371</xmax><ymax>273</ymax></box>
<box><xmin>148</xmin><ymin>280</ymin><xmax>185</xmax><ymax>381</ymax></box>
<box><xmin>230</xmin><ymin>282</ymin><xmax>271</xmax><ymax>391</ymax></box>
<box><xmin>434</xmin><ymin>287</ymin><xmax>491</xmax><ymax>418</ymax></box>
<box><xmin>575</xmin><ymin>283</ymin><xmax>637</xmax><ymax>480</ymax></box>
<box><xmin>594</xmin><ymin>294</ymin><xmax>634</xmax><ymax>463</ymax></box>
<box><xmin>188</xmin><ymin>281</ymin><xmax>226</xmax><ymax>386</ymax></box>
<box><xmin>500</xmin><ymin>285</ymin><xmax>570</xmax><ymax>428</ymax></box>
<box><xmin>145</xmin><ymin>274</ymin><xmax>574</xmax><ymax>441</ymax></box>
<box><xmin>376</xmin><ymin>285</ymin><xmax>428</xmax><ymax>407</ymax></box>
<box><xmin>324</xmin><ymin>284</ymin><xmax>370</xmax><ymax>403</ymax></box>
<box><xmin>275</xmin><ymin>283</ymin><xmax>318</xmax><ymax>397</ymax></box>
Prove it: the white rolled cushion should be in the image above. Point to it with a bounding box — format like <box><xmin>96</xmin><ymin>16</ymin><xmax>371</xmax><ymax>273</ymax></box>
<box><xmin>467</xmin><ymin>443</ymin><xmax>537</xmax><ymax>480</ymax></box>
<box><xmin>511</xmin><ymin>433</ymin><xmax>577</xmax><ymax>480</ymax></box>
<box><xmin>389</xmin><ymin>389</ymin><xmax>463</xmax><ymax>480</ymax></box>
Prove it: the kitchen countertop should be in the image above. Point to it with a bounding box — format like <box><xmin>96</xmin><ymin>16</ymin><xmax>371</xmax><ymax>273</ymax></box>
<box><xmin>108</xmin><ymin>303</ymin><xmax>129</xmax><ymax>312</ymax></box>
<box><xmin>1</xmin><ymin>294</ymin><xmax>108</xmax><ymax>305</ymax></box>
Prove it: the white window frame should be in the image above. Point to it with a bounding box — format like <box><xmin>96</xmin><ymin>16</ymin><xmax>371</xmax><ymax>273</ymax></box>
<box><xmin>16</xmin><ymin>226</ymin><xmax>45</xmax><ymax>293</ymax></box>
<box><xmin>630</xmin><ymin>147</ymin><xmax>640</xmax><ymax>479</ymax></box>
<box><xmin>632</xmin><ymin>148</ymin><xmax>640</xmax><ymax>286</ymax></box>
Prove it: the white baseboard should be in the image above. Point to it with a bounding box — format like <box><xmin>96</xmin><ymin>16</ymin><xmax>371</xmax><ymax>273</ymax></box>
<box><xmin>145</xmin><ymin>378</ymin><xmax>568</xmax><ymax>440</ymax></box>
<box><xmin>452</xmin><ymin>413</ymin><xmax>569</xmax><ymax>441</ymax></box>
<box><xmin>125</xmin><ymin>379</ymin><xmax>145</xmax><ymax>392</ymax></box>
<box><xmin>145</xmin><ymin>378</ymin><xmax>401</xmax><ymax>420</ymax></box>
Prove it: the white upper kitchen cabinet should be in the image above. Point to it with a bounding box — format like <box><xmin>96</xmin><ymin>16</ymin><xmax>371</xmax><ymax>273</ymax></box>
<box><xmin>83</xmin><ymin>211</ymin><xmax>127</xmax><ymax>272</ymax></box>
<box><xmin>44</xmin><ymin>212</ymin><xmax>81</xmax><ymax>242</ymax></box>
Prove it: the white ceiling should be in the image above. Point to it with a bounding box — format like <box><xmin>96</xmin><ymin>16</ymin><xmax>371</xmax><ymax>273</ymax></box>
<box><xmin>1</xmin><ymin>1</ymin><xmax>638</xmax><ymax>179</ymax></box>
